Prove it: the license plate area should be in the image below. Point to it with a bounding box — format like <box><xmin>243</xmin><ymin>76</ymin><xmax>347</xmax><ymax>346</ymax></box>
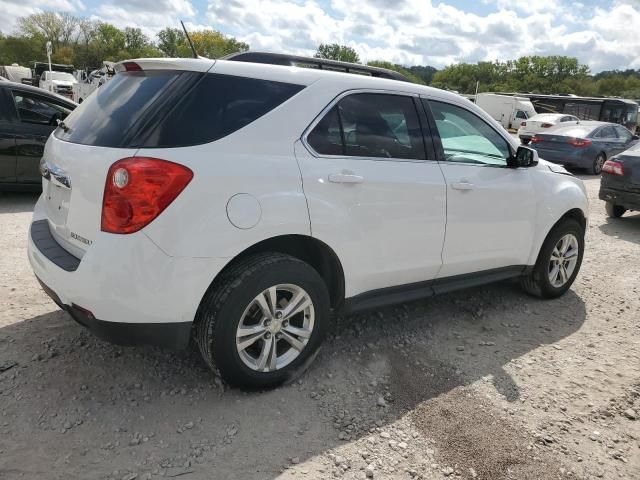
<box><xmin>45</xmin><ymin>181</ymin><xmax>71</xmax><ymax>227</ymax></box>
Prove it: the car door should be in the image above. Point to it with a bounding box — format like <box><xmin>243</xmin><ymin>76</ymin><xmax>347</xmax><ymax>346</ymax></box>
<box><xmin>295</xmin><ymin>91</ymin><xmax>447</xmax><ymax>297</ymax></box>
<box><xmin>592</xmin><ymin>125</ymin><xmax>620</xmax><ymax>158</ymax></box>
<box><xmin>421</xmin><ymin>97</ymin><xmax>536</xmax><ymax>278</ymax></box>
<box><xmin>0</xmin><ymin>86</ymin><xmax>18</xmax><ymax>184</ymax></box>
<box><xmin>10</xmin><ymin>89</ymin><xmax>73</xmax><ymax>184</ymax></box>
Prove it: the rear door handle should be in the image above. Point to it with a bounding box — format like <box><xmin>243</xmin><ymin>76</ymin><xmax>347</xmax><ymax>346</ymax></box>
<box><xmin>451</xmin><ymin>181</ymin><xmax>474</xmax><ymax>191</ymax></box>
<box><xmin>328</xmin><ymin>172</ymin><xmax>364</xmax><ymax>184</ymax></box>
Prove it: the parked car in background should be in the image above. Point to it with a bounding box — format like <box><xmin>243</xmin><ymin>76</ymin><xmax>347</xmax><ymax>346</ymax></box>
<box><xmin>518</xmin><ymin>113</ymin><xmax>580</xmax><ymax>144</ymax></box>
<box><xmin>28</xmin><ymin>55</ymin><xmax>588</xmax><ymax>389</ymax></box>
<box><xmin>475</xmin><ymin>93</ymin><xmax>537</xmax><ymax>130</ymax></box>
<box><xmin>0</xmin><ymin>64</ymin><xmax>32</xmax><ymax>84</ymax></box>
<box><xmin>599</xmin><ymin>141</ymin><xmax>640</xmax><ymax>217</ymax></box>
<box><xmin>531</xmin><ymin>121</ymin><xmax>639</xmax><ymax>174</ymax></box>
<box><xmin>39</xmin><ymin>70</ymin><xmax>77</xmax><ymax>100</ymax></box>
<box><xmin>0</xmin><ymin>81</ymin><xmax>76</xmax><ymax>190</ymax></box>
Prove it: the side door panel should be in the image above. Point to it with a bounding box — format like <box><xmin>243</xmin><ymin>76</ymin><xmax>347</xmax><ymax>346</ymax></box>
<box><xmin>295</xmin><ymin>92</ymin><xmax>447</xmax><ymax>298</ymax></box>
<box><xmin>0</xmin><ymin>88</ymin><xmax>17</xmax><ymax>183</ymax></box>
<box><xmin>10</xmin><ymin>89</ymin><xmax>72</xmax><ymax>184</ymax></box>
<box><xmin>422</xmin><ymin>97</ymin><xmax>537</xmax><ymax>278</ymax></box>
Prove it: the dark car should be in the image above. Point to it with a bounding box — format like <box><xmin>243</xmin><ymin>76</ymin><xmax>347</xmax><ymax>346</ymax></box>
<box><xmin>599</xmin><ymin>142</ymin><xmax>640</xmax><ymax>218</ymax></box>
<box><xmin>0</xmin><ymin>81</ymin><xmax>76</xmax><ymax>190</ymax></box>
<box><xmin>531</xmin><ymin>121</ymin><xmax>639</xmax><ymax>175</ymax></box>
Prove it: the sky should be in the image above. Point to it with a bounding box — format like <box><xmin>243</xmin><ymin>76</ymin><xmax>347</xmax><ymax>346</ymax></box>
<box><xmin>1</xmin><ymin>0</ymin><xmax>639</xmax><ymax>73</ymax></box>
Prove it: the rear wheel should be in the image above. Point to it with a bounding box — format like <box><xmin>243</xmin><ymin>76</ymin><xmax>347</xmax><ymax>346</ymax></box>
<box><xmin>592</xmin><ymin>153</ymin><xmax>606</xmax><ymax>175</ymax></box>
<box><xmin>195</xmin><ymin>253</ymin><xmax>330</xmax><ymax>389</ymax></box>
<box><xmin>521</xmin><ymin>218</ymin><xmax>584</xmax><ymax>299</ymax></box>
<box><xmin>605</xmin><ymin>202</ymin><xmax>626</xmax><ymax>218</ymax></box>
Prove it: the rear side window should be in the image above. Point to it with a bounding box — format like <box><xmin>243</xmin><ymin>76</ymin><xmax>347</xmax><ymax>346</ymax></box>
<box><xmin>55</xmin><ymin>71</ymin><xmax>304</xmax><ymax>148</ymax></box>
<box><xmin>146</xmin><ymin>74</ymin><xmax>304</xmax><ymax>148</ymax></box>
<box><xmin>307</xmin><ymin>93</ymin><xmax>426</xmax><ymax>160</ymax></box>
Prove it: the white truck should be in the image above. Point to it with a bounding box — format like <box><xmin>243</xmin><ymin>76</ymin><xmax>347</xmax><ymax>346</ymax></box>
<box><xmin>35</xmin><ymin>62</ymin><xmax>77</xmax><ymax>100</ymax></box>
<box><xmin>476</xmin><ymin>93</ymin><xmax>537</xmax><ymax>130</ymax></box>
<box><xmin>73</xmin><ymin>62</ymin><xmax>115</xmax><ymax>103</ymax></box>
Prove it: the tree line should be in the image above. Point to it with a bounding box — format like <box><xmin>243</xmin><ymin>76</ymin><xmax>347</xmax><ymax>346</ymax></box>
<box><xmin>1</xmin><ymin>12</ymin><xmax>638</xmax><ymax>99</ymax></box>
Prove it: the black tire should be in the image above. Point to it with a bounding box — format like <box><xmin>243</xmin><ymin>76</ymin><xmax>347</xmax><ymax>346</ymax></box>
<box><xmin>195</xmin><ymin>252</ymin><xmax>330</xmax><ymax>389</ymax></box>
<box><xmin>605</xmin><ymin>202</ymin><xmax>626</xmax><ymax>218</ymax></box>
<box><xmin>592</xmin><ymin>153</ymin><xmax>606</xmax><ymax>175</ymax></box>
<box><xmin>520</xmin><ymin>218</ymin><xmax>585</xmax><ymax>299</ymax></box>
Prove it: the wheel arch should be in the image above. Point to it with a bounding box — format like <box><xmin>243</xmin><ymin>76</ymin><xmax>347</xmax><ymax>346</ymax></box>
<box><xmin>200</xmin><ymin>234</ymin><xmax>346</xmax><ymax>312</ymax></box>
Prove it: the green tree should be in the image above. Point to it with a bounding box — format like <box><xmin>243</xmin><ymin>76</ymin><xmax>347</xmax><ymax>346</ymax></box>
<box><xmin>314</xmin><ymin>43</ymin><xmax>360</xmax><ymax>63</ymax></box>
<box><xmin>157</xmin><ymin>27</ymin><xmax>184</xmax><ymax>57</ymax></box>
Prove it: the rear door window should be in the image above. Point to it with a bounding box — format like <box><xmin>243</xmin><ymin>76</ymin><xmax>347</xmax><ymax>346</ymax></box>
<box><xmin>595</xmin><ymin>126</ymin><xmax>617</xmax><ymax>139</ymax></box>
<box><xmin>55</xmin><ymin>71</ymin><xmax>304</xmax><ymax>148</ymax></box>
<box><xmin>306</xmin><ymin>93</ymin><xmax>426</xmax><ymax>160</ymax></box>
<box><xmin>12</xmin><ymin>91</ymin><xmax>72</xmax><ymax>125</ymax></box>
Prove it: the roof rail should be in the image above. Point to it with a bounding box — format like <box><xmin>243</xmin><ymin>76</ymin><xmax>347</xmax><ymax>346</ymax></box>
<box><xmin>223</xmin><ymin>51</ymin><xmax>410</xmax><ymax>83</ymax></box>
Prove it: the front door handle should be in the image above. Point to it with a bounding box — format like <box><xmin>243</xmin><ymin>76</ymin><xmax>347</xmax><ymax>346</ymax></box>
<box><xmin>328</xmin><ymin>172</ymin><xmax>364</xmax><ymax>184</ymax></box>
<box><xmin>451</xmin><ymin>181</ymin><xmax>474</xmax><ymax>191</ymax></box>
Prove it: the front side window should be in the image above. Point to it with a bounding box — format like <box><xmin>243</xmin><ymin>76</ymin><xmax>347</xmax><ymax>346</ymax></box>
<box><xmin>12</xmin><ymin>91</ymin><xmax>72</xmax><ymax>125</ymax></box>
<box><xmin>426</xmin><ymin>100</ymin><xmax>511</xmax><ymax>166</ymax></box>
<box><xmin>307</xmin><ymin>93</ymin><xmax>426</xmax><ymax>160</ymax></box>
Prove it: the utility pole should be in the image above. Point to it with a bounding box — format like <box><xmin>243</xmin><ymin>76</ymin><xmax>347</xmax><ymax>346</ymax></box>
<box><xmin>46</xmin><ymin>41</ymin><xmax>53</xmax><ymax>92</ymax></box>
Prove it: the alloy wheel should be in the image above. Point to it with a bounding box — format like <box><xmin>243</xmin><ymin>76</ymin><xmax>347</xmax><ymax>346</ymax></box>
<box><xmin>235</xmin><ymin>284</ymin><xmax>315</xmax><ymax>372</ymax></box>
<box><xmin>548</xmin><ymin>234</ymin><xmax>579</xmax><ymax>288</ymax></box>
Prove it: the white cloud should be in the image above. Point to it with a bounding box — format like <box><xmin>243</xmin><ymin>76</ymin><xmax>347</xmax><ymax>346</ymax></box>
<box><xmin>0</xmin><ymin>0</ymin><xmax>638</xmax><ymax>72</ymax></box>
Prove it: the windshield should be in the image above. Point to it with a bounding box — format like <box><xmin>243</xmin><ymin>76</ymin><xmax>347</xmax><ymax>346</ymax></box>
<box><xmin>48</xmin><ymin>72</ymin><xmax>75</xmax><ymax>82</ymax></box>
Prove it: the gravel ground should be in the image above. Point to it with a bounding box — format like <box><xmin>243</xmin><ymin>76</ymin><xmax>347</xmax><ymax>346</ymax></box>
<box><xmin>0</xmin><ymin>176</ymin><xmax>639</xmax><ymax>480</ymax></box>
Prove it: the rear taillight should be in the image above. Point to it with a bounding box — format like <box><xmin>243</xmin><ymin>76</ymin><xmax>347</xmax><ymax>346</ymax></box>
<box><xmin>568</xmin><ymin>138</ymin><xmax>592</xmax><ymax>147</ymax></box>
<box><xmin>101</xmin><ymin>157</ymin><xmax>193</xmax><ymax>234</ymax></box>
<box><xmin>602</xmin><ymin>160</ymin><xmax>624</xmax><ymax>176</ymax></box>
<box><xmin>521</xmin><ymin>122</ymin><xmax>526</xmax><ymax>127</ymax></box>
<box><xmin>541</xmin><ymin>123</ymin><xmax>553</xmax><ymax>128</ymax></box>
<box><xmin>531</xmin><ymin>136</ymin><xmax>541</xmax><ymax>143</ymax></box>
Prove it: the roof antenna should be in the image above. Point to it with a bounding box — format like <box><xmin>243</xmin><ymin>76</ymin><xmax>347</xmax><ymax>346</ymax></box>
<box><xmin>180</xmin><ymin>20</ymin><xmax>198</xmax><ymax>59</ymax></box>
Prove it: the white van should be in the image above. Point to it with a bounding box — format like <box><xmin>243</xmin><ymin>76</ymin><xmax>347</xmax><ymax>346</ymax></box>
<box><xmin>476</xmin><ymin>93</ymin><xmax>537</xmax><ymax>130</ymax></box>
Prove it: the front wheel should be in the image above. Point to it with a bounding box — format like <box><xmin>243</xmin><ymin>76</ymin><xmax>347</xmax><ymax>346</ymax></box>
<box><xmin>605</xmin><ymin>202</ymin><xmax>626</xmax><ymax>218</ymax></box>
<box><xmin>195</xmin><ymin>253</ymin><xmax>330</xmax><ymax>389</ymax></box>
<box><xmin>592</xmin><ymin>153</ymin><xmax>606</xmax><ymax>175</ymax></box>
<box><xmin>521</xmin><ymin>218</ymin><xmax>585</xmax><ymax>299</ymax></box>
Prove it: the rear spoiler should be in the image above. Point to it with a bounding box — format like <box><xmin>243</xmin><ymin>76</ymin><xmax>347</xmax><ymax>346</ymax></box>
<box><xmin>114</xmin><ymin>58</ymin><xmax>215</xmax><ymax>73</ymax></box>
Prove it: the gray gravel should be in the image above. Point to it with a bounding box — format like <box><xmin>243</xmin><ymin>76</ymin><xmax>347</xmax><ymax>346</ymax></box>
<box><xmin>1</xmin><ymin>176</ymin><xmax>639</xmax><ymax>479</ymax></box>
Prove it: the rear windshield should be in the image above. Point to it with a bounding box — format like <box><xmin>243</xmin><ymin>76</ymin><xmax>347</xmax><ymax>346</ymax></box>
<box><xmin>547</xmin><ymin>125</ymin><xmax>593</xmax><ymax>138</ymax></box>
<box><xmin>55</xmin><ymin>70</ymin><xmax>305</xmax><ymax>148</ymax></box>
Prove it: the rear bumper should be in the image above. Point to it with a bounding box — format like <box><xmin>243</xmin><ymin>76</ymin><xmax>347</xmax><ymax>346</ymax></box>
<box><xmin>37</xmin><ymin>277</ymin><xmax>192</xmax><ymax>349</ymax></box>
<box><xmin>27</xmin><ymin>195</ymin><xmax>228</xmax><ymax>349</ymax></box>
<box><xmin>599</xmin><ymin>186</ymin><xmax>640</xmax><ymax>210</ymax></box>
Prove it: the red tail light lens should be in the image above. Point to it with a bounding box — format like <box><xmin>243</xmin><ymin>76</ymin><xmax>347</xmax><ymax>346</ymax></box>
<box><xmin>567</xmin><ymin>138</ymin><xmax>592</xmax><ymax>147</ymax></box>
<box><xmin>122</xmin><ymin>61</ymin><xmax>142</xmax><ymax>72</ymax></box>
<box><xmin>602</xmin><ymin>160</ymin><xmax>624</xmax><ymax>176</ymax></box>
<box><xmin>520</xmin><ymin>121</ymin><xmax>526</xmax><ymax>127</ymax></box>
<box><xmin>541</xmin><ymin>123</ymin><xmax>553</xmax><ymax>128</ymax></box>
<box><xmin>101</xmin><ymin>157</ymin><xmax>193</xmax><ymax>234</ymax></box>
<box><xmin>531</xmin><ymin>136</ymin><xmax>541</xmax><ymax>143</ymax></box>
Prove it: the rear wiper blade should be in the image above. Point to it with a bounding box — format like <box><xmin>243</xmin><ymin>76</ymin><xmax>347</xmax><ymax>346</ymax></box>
<box><xmin>56</xmin><ymin>119</ymin><xmax>70</xmax><ymax>133</ymax></box>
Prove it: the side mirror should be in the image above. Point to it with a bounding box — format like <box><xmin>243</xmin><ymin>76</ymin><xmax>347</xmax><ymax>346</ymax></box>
<box><xmin>632</xmin><ymin>134</ymin><xmax>639</xmax><ymax>141</ymax></box>
<box><xmin>508</xmin><ymin>145</ymin><xmax>539</xmax><ymax>168</ymax></box>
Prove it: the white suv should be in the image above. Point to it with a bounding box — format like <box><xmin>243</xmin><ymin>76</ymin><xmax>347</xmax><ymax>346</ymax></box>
<box><xmin>28</xmin><ymin>55</ymin><xmax>588</xmax><ymax>388</ymax></box>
